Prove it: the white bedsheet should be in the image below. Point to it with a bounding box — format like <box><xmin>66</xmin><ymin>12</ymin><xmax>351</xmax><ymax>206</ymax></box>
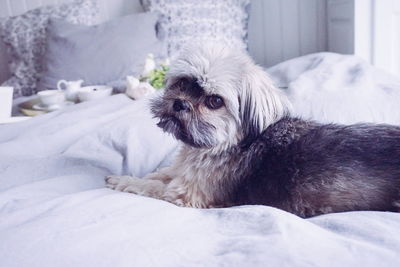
<box><xmin>1</xmin><ymin>53</ymin><xmax>400</xmax><ymax>267</ymax></box>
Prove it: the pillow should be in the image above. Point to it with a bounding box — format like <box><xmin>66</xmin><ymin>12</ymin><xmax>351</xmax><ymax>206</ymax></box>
<box><xmin>267</xmin><ymin>53</ymin><xmax>400</xmax><ymax>125</ymax></box>
<box><xmin>142</xmin><ymin>0</ymin><xmax>250</xmax><ymax>58</ymax></box>
<box><xmin>38</xmin><ymin>13</ymin><xmax>163</xmax><ymax>91</ymax></box>
<box><xmin>0</xmin><ymin>0</ymin><xmax>100</xmax><ymax>98</ymax></box>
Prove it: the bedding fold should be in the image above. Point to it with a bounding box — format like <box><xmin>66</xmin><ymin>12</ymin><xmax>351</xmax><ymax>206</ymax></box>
<box><xmin>1</xmin><ymin>54</ymin><xmax>400</xmax><ymax>267</ymax></box>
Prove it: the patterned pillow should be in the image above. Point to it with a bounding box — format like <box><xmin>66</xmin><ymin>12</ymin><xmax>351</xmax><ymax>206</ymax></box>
<box><xmin>142</xmin><ymin>0</ymin><xmax>250</xmax><ymax>58</ymax></box>
<box><xmin>0</xmin><ymin>0</ymin><xmax>100</xmax><ymax>97</ymax></box>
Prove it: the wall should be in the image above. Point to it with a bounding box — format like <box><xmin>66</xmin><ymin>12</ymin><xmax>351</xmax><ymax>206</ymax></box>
<box><xmin>373</xmin><ymin>0</ymin><xmax>400</xmax><ymax>76</ymax></box>
<box><xmin>248</xmin><ymin>0</ymin><xmax>328</xmax><ymax>67</ymax></box>
<box><xmin>327</xmin><ymin>0</ymin><xmax>400</xmax><ymax>76</ymax></box>
<box><xmin>327</xmin><ymin>0</ymin><xmax>355</xmax><ymax>54</ymax></box>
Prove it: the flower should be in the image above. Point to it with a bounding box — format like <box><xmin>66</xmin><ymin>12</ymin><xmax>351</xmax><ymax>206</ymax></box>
<box><xmin>148</xmin><ymin>65</ymin><xmax>169</xmax><ymax>89</ymax></box>
<box><xmin>140</xmin><ymin>54</ymin><xmax>170</xmax><ymax>90</ymax></box>
<box><xmin>141</xmin><ymin>54</ymin><xmax>156</xmax><ymax>77</ymax></box>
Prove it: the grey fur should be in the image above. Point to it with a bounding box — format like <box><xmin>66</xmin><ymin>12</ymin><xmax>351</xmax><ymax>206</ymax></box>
<box><xmin>221</xmin><ymin>118</ymin><xmax>400</xmax><ymax>217</ymax></box>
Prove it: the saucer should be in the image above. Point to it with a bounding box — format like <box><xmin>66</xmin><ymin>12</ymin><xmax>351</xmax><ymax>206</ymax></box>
<box><xmin>32</xmin><ymin>101</ymin><xmax>74</xmax><ymax>112</ymax></box>
<box><xmin>78</xmin><ymin>85</ymin><xmax>113</xmax><ymax>102</ymax></box>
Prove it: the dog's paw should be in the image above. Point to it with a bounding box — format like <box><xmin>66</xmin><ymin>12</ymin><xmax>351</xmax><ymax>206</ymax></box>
<box><xmin>105</xmin><ymin>175</ymin><xmax>139</xmax><ymax>192</ymax></box>
<box><xmin>105</xmin><ymin>175</ymin><xmax>164</xmax><ymax>197</ymax></box>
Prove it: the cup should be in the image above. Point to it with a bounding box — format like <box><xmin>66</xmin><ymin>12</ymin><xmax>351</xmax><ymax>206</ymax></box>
<box><xmin>37</xmin><ymin>90</ymin><xmax>65</xmax><ymax>106</ymax></box>
<box><xmin>0</xmin><ymin>86</ymin><xmax>14</xmax><ymax>119</ymax></box>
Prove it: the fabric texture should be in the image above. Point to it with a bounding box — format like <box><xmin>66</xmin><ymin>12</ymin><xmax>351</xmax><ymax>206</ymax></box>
<box><xmin>142</xmin><ymin>0</ymin><xmax>250</xmax><ymax>58</ymax></box>
<box><xmin>0</xmin><ymin>0</ymin><xmax>100</xmax><ymax>98</ymax></box>
<box><xmin>267</xmin><ymin>52</ymin><xmax>400</xmax><ymax>125</ymax></box>
<box><xmin>39</xmin><ymin>13</ymin><xmax>163</xmax><ymax>91</ymax></box>
<box><xmin>1</xmin><ymin>54</ymin><xmax>400</xmax><ymax>266</ymax></box>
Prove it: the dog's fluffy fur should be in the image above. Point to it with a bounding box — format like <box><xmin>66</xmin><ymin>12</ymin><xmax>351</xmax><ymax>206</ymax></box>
<box><xmin>106</xmin><ymin>44</ymin><xmax>400</xmax><ymax>218</ymax></box>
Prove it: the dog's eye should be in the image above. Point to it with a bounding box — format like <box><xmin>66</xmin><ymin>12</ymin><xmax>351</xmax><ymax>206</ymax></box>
<box><xmin>205</xmin><ymin>95</ymin><xmax>224</xmax><ymax>110</ymax></box>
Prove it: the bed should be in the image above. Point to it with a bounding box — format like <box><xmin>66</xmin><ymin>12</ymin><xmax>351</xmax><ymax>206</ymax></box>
<box><xmin>1</xmin><ymin>52</ymin><xmax>400</xmax><ymax>267</ymax></box>
<box><xmin>1</xmin><ymin>0</ymin><xmax>400</xmax><ymax>266</ymax></box>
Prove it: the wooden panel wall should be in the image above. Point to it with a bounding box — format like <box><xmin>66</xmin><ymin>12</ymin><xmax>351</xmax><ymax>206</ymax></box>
<box><xmin>327</xmin><ymin>0</ymin><xmax>354</xmax><ymax>54</ymax></box>
<box><xmin>248</xmin><ymin>0</ymin><xmax>328</xmax><ymax>67</ymax></box>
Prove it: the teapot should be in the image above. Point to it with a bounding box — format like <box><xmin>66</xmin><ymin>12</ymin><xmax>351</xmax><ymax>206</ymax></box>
<box><xmin>57</xmin><ymin>79</ymin><xmax>84</xmax><ymax>102</ymax></box>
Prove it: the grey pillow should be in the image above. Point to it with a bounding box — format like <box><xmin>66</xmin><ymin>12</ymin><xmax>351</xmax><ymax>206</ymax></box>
<box><xmin>39</xmin><ymin>13</ymin><xmax>163</xmax><ymax>91</ymax></box>
<box><xmin>0</xmin><ymin>0</ymin><xmax>100</xmax><ymax>97</ymax></box>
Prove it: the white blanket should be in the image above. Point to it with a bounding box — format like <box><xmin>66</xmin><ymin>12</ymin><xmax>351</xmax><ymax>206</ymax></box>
<box><xmin>1</xmin><ymin>53</ymin><xmax>400</xmax><ymax>267</ymax></box>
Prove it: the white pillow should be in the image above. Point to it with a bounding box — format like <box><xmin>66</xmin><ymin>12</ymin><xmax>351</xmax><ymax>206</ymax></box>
<box><xmin>268</xmin><ymin>53</ymin><xmax>400</xmax><ymax>125</ymax></box>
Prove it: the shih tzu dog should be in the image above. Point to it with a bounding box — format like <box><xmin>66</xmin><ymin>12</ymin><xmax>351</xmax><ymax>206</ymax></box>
<box><xmin>106</xmin><ymin>44</ymin><xmax>400</xmax><ymax>218</ymax></box>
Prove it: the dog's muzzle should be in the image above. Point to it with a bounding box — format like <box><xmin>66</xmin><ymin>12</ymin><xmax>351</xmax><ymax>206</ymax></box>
<box><xmin>173</xmin><ymin>99</ymin><xmax>191</xmax><ymax>112</ymax></box>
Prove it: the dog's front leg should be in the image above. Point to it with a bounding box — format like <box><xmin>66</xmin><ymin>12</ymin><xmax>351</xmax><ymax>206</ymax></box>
<box><xmin>105</xmin><ymin>168</ymin><xmax>172</xmax><ymax>199</ymax></box>
<box><xmin>106</xmin><ymin>169</ymin><xmax>211</xmax><ymax>208</ymax></box>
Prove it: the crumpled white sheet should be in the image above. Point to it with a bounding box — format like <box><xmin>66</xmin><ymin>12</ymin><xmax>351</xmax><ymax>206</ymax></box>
<box><xmin>1</xmin><ymin>53</ymin><xmax>400</xmax><ymax>267</ymax></box>
<box><xmin>268</xmin><ymin>52</ymin><xmax>400</xmax><ymax>125</ymax></box>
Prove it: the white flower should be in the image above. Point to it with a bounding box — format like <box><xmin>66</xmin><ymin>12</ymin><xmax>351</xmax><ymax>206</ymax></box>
<box><xmin>142</xmin><ymin>53</ymin><xmax>156</xmax><ymax>77</ymax></box>
<box><xmin>125</xmin><ymin>76</ymin><xmax>156</xmax><ymax>100</ymax></box>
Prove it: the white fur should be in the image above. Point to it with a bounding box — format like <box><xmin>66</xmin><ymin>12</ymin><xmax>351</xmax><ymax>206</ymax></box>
<box><xmin>168</xmin><ymin>43</ymin><xmax>290</xmax><ymax>146</ymax></box>
<box><xmin>106</xmin><ymin>44</ymin><xmax>289</xmax><ymax>207</ymax></box>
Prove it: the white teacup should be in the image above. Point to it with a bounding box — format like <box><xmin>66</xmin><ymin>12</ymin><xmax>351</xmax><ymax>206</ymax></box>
<box><xmin>37</xmin><ymin>90</ymin><xmax>65</xmax><ymax>106</ymax></box>
<box><xmin>0</xmin><ymin>86</ymin><xmax>14</xmax><ymax>119</ymax></box>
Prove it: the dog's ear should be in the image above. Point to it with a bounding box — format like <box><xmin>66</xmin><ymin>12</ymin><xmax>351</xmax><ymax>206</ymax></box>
<box><xmin>239</xmin><ymin>65</ymin><xmax>289</xmax><ymax>141</ymax></box>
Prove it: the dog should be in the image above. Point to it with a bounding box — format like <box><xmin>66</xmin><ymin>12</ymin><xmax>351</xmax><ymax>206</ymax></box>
<box><xmin>106</xmin><ymin>44</ymin><xmax>400</xmax><ymax>218</ymax></box>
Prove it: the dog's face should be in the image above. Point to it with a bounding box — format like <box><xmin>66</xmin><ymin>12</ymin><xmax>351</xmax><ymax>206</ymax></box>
<box><xmin>151</xmin><ymin>44</ymin><xmax>288</xmax><ymax>149</ymax></box>
<box><xmin>151</xmin><ymin>74</ymin><xmax>239</xmax><ymax>148</ymax></box>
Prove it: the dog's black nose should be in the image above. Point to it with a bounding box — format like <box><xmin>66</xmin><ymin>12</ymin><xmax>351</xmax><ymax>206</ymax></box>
<box><xmin>173</xmin><ymin>99</ymin><xmax>190</xmax><ymax>112</ymax></box>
